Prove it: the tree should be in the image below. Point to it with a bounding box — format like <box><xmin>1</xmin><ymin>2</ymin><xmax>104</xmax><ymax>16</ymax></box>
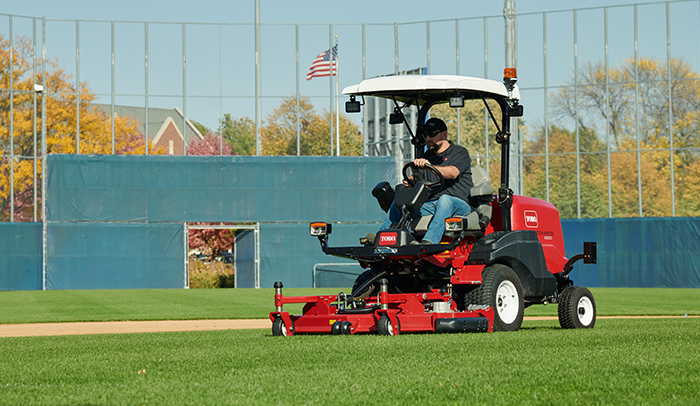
<box><xmin>219</xmin><ymin>114</ymin><xmax>255</xmax><ymax>155</ymax></box>
<box><xmin>551</xmin><ymin>57</ymin><xmax>700</xmax><ymax>152</ymax></box>
<box><xmin>546</xmin><ymin>56</ymin><xmax>700</xmax><ymax>217</ymax></box>
<box><xmin>190</xmin><ymin>120</ymin><xmax>212</xmax><ymax>138</ymax></box>
<box><xmin>430</xmin><ymin>100</ymin><xmax>504</xmax><ymax>187</ymax></box>
<box><xmin>187</xmin><ymin>227</ymin><xmax>235</xmax><ymax>262</ymax></box>
<box><xmin>186</xmin><ymin>131</ymin><xmax>233</xmax><ymax>156</ymax></box>
<box><xmin>260</xmin><ymin>95</ymin><xmax>362</xmax><ymax>156</ymax></box>
<box><xmin>186</xmin><ymin>131</ymin><xmax>235</xmax><ymax>271</ymax></box>
<box><xmin>0</xmin><ymin>35</ymin><xmax>152</xmax><ymax>221</ymax></box>
<box><xmin>523</xmin><ymin>125</ymin><xmax>609</xmax><ymax>219</ymax></box>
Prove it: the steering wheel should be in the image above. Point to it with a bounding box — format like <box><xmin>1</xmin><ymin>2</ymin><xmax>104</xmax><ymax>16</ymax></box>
<box><xmin>402</xmin><ymin>162</ymin><xmax>445</xmax><ymax>193</ymax></box>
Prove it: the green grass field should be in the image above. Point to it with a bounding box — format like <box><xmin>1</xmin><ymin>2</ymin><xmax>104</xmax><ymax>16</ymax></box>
<box><xmin>1</xmin><ymin>287</ymin><xmax>698</xmax><ymax>324</ymax></box>
<box><xmin>1</xmin><ymin>288</ymin><xmax>699</xmax><ymax>405</ymax></box>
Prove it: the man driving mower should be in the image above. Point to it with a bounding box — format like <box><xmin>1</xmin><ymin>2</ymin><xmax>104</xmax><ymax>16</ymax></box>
<box><xmin>379</xmin><ymin>117</ymin><xmax>474</xmax><ymax>245</ymax></box>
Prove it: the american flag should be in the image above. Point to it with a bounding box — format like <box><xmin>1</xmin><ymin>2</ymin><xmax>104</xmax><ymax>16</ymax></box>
<box><xmin>306</xmin><ymin>45</ymin><xmax>338</xmax><ymax>80</ymax></box>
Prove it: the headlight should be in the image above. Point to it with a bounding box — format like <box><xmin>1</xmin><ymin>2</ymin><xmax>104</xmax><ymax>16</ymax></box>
<box><xmin>444</xmin><ymin>217</ymin><xmax>464</xmax><ymax>232</ymax></box>
<box><xmin>310</xmin><ymin>222</ymin><xmax>332</xmax><ymax>236</ymax></box>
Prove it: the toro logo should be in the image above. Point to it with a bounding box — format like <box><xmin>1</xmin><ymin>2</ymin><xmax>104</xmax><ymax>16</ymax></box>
<box><xmin>524</xmin><ymin>210</ymin><xmax>538</xmax><ymax>228</ymax></box>
<box><xmin>379</xmin><ymin>232</ymin><xmax>398</xmax><ymax>246</ymax></box>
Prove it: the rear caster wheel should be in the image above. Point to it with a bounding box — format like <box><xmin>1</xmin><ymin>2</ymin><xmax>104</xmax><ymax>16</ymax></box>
<box><xmin>331</xmin><ymin>321</ymin><xmax>342</xmax><ymax>335</ymax></box>
<box><xmin>377</xmin><ymin>314</ymin><xmax>400</xmax><ymax>336</ymax></box>
<box><xmin>339</xmin><ymin>321</ymin><xmax>353</xmax><ymax>335</ymax></box>
<box><xmin>558</xmin><ymin>286</ymin><xmax>596</xmax><ymax>329</ymax></box>
<box><xmin>272</xmin><ymin>317</ymin><xmax>295</xmax><ymax>336</ymax></box>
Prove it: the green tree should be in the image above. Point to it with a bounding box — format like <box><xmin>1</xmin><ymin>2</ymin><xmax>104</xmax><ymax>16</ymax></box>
<box><xmin>219</xmin><ymin>114</ymin><xmax>255</xmax><ymax>156</ymax></box>
<box><xmin>190</xmin><ymin>120</ymin><xmax>211</xmax><ymax>138</ymax></box>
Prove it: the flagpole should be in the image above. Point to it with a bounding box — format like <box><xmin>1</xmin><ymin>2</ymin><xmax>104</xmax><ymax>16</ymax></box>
<box><xmin>335</xmin><ymin>36</ymin><xmax>340</xmax><ymax>156</ymax></box>
<box><xmin>329</xmin><ymin>26</ymin><xmax>334</xmax><ymax>156</ymax></box>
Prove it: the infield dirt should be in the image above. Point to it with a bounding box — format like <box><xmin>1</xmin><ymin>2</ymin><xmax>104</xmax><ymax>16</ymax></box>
<box><xmin>1</xmin><ymin>315</ymin><xmax>697</xmax><ymax>338</ymax></box>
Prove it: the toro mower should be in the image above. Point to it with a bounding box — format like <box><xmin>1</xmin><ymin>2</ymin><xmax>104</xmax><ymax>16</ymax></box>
<box><xmin>270</xmin><ymin>69</ymin><xmax>597</xmax><ymax>336</ymax></box>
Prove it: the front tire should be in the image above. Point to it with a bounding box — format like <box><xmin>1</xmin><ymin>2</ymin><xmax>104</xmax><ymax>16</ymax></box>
<box><xmin>558</xmin><ymin>286</ymin><xmax>596</xmax><ymax>329</ymax></box>
<box><xmin>377</xmin><ymin>314</ymin><xmax>400</xmax><ymax>336</ymax></box>
<box><xmin>477</xmin><ymin>264</ymin><xmax>524</xmax><ymax>332</ymax></box>
<box><xmin>272</xmin><ymin>317</ymin><xmax>295</xmax><ymax>336</ymax></box>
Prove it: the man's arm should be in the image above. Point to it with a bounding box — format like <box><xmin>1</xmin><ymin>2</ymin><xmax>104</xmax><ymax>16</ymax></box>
<box><xmin>413</xmin><ymin>158</ymin><xmax>460</xmax><ymax>179</ymax></box>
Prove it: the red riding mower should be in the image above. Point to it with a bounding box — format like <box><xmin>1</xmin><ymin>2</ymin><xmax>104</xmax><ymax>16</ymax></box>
<box><xmin>270</xmin><ymin>70</ymin><xmax>597</xmax><ymax>336</ymax></box>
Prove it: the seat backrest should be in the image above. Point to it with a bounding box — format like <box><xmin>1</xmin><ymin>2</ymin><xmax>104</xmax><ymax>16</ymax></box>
<box><xmin>470</xmin><ymin>166</ymin><xmax>494</xmax><ymax>197</ymax></box>
<box><xmin>469</xmin><ymin>166</ymin><xmax>493</xmax><ymax>229</ymax></box>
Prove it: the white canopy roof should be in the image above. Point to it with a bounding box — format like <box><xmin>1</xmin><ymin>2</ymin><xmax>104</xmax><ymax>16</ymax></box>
<box><xmin>342</xmin><ymin>74</ymin><xmax>520</xmax><ymax>104</ymax></box>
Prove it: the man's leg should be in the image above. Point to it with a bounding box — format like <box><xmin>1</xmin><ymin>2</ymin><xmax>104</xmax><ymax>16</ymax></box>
<box><xmin>379</xmin><ymin>202</ymin><xmax>403</xmax><ymax>230</ymax></box>
<box><xmin>422</xmin><ymin>195</ymin><xmax>472</xmax><ymax>244</ymax></box>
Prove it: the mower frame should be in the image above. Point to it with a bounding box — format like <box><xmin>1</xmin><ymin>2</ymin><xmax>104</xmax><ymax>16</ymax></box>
<box><xmin>270</xmin><ymin>71</ymin><xmax>597</xmax><ymax>336</ymax></box>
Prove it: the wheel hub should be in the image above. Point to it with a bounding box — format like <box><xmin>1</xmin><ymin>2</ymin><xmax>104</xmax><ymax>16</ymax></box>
<box><xmin>495</xmin><ymin>280</ymin><xmax>518</xmax><ymax>324</ymax></box>
<box><xmin>576</xmin><ymin>296</ymin><xmax>594</xmax><ymax>326</ymax></box>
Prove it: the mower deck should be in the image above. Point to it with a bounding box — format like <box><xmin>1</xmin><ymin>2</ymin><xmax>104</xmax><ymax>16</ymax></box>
<box><xmin>269</xmin><ymin>287</ymin><xmax>494</xmax><ymax>336</ymax></box>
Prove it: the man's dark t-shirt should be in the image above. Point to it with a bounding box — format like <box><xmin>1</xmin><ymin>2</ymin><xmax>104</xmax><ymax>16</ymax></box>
<box><xmin>422</xmin><ymin>141</ymin><xmax>473</xmax><ymax>202</ymax></box>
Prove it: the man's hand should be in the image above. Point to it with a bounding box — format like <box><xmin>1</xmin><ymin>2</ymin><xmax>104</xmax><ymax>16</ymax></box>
<box><xmin>413</xmin><ymin>158</ymin><xmax>430</xmax><ymax>168</ymax></box>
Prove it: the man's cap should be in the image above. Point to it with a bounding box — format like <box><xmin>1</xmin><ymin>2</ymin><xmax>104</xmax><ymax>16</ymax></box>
<box><xmin>424</xmin><ymin>117</ymin><xmax>447</xmax><ymax>134</ymax></box>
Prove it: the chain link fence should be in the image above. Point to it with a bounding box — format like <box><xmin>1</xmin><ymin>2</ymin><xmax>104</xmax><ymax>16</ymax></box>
<box><xmin>2</xmin><ymin>0</ymin><xmax>700</xmax><ymax>221</ymax></box>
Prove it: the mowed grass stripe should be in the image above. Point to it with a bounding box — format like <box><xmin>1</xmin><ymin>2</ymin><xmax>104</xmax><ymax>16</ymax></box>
<box><xmin>1</xmin><ymin>287</ymin><xmax>699</xmax><ymax>325</ymax></box>
<box><xmin>0</xmin><ymin>318</ymin><xmax>698</xmax><ymax>405</ymax></box>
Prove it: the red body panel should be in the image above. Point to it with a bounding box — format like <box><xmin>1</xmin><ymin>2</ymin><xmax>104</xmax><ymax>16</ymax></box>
<box><xmin>492</xmin><ymin>195</ymin><xmax>568</xmax><ymax>274</ymax></box>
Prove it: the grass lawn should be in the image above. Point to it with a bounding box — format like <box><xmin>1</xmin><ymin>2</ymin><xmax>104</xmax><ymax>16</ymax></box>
<box><xmin>0</xmin><ymin>287</ymin><xmax>698</xmax><ymax>324</ymax></box>
<box><xmin>0</xmin><ymin>317</ymin><xmax>698</xmax><ymax>405</ymax></box>
<box><xmin>0</xmin><ymin>288</ymin><xmax>698</xmax><ymax>404</ymax></box>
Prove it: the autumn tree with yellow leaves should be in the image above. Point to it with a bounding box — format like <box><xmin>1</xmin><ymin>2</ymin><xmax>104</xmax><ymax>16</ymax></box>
<box><xmin>0</xmin><ymin>35</ymin><xmax>157</xmax><ymax>221</ymax></box>
<box><xmin>260</xmin><ymin>95</ymin><xmax>362</xmax><ymax>156</ymax></box>
<box><xmin>528</xmin><ymin>56</ymin><xmax>700</xmax><ymax>218</ymax></box>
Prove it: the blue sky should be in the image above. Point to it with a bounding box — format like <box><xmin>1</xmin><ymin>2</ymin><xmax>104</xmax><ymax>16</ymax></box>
<box><xmin>2</xmin><ymin>0</ymin><xmax>697</xmax><ymax>132</ymax></box>
<box><xmin>1</xmin><ymin>0</ymin><xmax>669</xmax><ymax>24</ymax></box>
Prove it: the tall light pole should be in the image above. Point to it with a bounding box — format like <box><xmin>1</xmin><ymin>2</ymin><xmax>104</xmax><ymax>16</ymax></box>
<box><xmin>40</xmin><ymin>16</ymin><xmax>47</xmax><ymax>290</ymax></box>
<box><xmin>504</xmin><ymin>0</ymin><xmax>521</xmax><ymax>195</ymax></box>
<box><xmin>254</xmin><ymin>0</ymin><xmax>262</xmax><ymax>155</ymax></box>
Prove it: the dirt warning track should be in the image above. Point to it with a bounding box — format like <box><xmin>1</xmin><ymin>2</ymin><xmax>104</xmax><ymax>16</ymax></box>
<box><xmin>1</xmin><ymin>315</ymin><xmax>697</xmax><ymax>338</ymax></box>
<box><xmin>0</xmin><ymin>319</ymin><xmax>272</xmax><ymax>338</ymax></box>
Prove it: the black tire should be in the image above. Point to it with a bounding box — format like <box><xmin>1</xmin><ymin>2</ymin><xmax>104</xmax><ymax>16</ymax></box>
<box><xmin>272</xmin><ymin>316</ymin><xmax>294</xmax><ymax>336</ymax></box>
<box><xmin>461</xmin><ymin>285</ymin><xmax>482</xmax><ymax>310</ymax></box>
<box><xmin>558</xmin><ymin>286</ymin><xmax>596</xmax><ymax>329</ymax></box>
<box><xmin>351</xmin><ymin>269</ymin><xmax>383</xmax><ymax>301</ymax></box>
<box><xmin>340</xmin><ymin>321</ymin><xmax>353</xmax><ymax>335</ymax></box>
<box><xmin>477</xmin><ymin>264</ymin><xmax>524</xmax><ymax>332</ymax></box>
<box><xmin>377</xmin><ymin>314</ymin><xmax>400</xmax><ymax>336</ymax></box>
<box><xmin>453</xmin><ymin>284</ymin><xmax>479</xmax><ymax>311</ymax></box>
<box><xmin>331</xmin><ymin>320</ymin><xmax>342</xmax><ymax>335</ymax></box>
